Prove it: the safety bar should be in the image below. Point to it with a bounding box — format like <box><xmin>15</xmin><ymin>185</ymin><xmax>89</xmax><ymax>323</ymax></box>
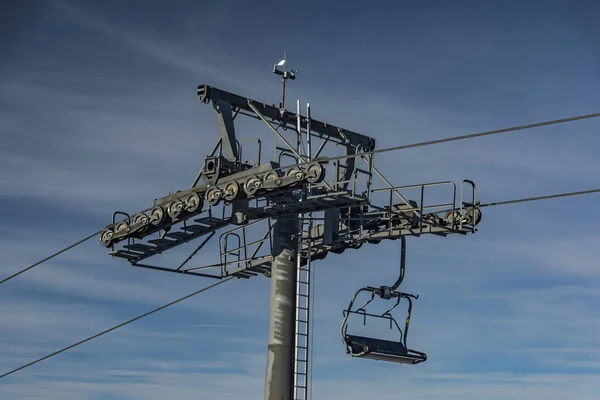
<box><xmin>221</xmin><ymin>235</ymin><xmax>271</xmax><ymax>255</ymax></box>
<box><xmin>239</xmin><ymin>137</ymin><xmax>262</xmax><ymax>166</ymax></box>
<box><xmin>220</xmin><ymin>232</ymin><xmax>241</xmax><ymax>273</ymax></box>
<box><xmin>460</xmin><ymin>179</ymin><xmax>478</xmax><ymax>231</ymax></box>
<box><xmin>340</xmin><ymin>286</ymin><xmax>418</xmax><ymax>349</ymax></box>
<box><xmin>373</xmin><ymin>180</ymin><xmax>458</xmax><ymax>227</ymax></box>
<box><xmin>111</xmin><ymin>211</ymin><xmax>132</xmax><ymax>249</ymax></box>
<box><xmin>218</xmin><ymin>218</ymin><xmax>273</xmax><ymax>275</ymax></box>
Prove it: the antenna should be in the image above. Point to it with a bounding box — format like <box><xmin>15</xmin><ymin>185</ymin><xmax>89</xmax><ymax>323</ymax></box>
<box><xmin>273</xmin><ymin>50</ymin><xmax>297</xmax><ymax>112</ymax></box>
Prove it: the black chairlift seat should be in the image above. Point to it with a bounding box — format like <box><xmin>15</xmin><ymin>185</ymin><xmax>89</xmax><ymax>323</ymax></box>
<box><xmin>341</xmin><ymin>238</ymin><xmax>427</xmax><ymax>365</ymax></box>
<box><xmin>344</xmin><ymin>334</ymin><xmax>427</xmax><ymax>364</ymax></box>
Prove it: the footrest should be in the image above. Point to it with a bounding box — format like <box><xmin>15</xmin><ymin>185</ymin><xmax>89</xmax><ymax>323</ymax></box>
<box><xmin>194</xmin><ymin>217</ymin><xmax>227</xmax><ymax>227</ymax></box>
<box><xmin>181</xmin><ymin>225</ymin><xmax>210</xmax><ymax>234</ymax></box>
<box><xmin>124</xmin><ymin>243</ymin><xmax>158</xmax><ymax>253</ymax></box>
<box><xmin>148</xmin><ymin>238</ymin><xmax>177</xmax><ymax>246</ymax></box>
<box><xmin>110</xmin><ymin>250</ymin><xmax>142</xmax><ymax>261</ymax></box>
<box><xmin>165</xmin><ymin>232</ymin><xmax>193</xmax><ymax>240</ymax></box>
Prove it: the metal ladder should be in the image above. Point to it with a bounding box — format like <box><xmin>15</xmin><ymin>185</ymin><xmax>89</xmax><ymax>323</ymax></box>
<box><xmin>293</xmin><ymin>215</ymin><xmax>313</xmax><ymax>400</ymax></box>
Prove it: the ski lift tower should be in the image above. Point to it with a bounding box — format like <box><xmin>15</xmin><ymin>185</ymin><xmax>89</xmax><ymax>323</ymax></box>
<box><xmin>99</xmin><ymin>55</ymin><xmax>482</xmax><ymax>400</ymax></box>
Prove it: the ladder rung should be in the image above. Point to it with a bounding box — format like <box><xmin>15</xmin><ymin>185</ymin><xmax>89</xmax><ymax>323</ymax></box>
<box><xmin>294</xmin><ymin>258</ymin><xmax>311</xmax><ymax>400</ymax></box>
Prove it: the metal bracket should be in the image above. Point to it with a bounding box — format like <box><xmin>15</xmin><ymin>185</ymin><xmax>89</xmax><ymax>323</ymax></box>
<box><xmin>212</xmin><ymin>99</ymin><xmax>239</xmax><ymax>161</ymax></box>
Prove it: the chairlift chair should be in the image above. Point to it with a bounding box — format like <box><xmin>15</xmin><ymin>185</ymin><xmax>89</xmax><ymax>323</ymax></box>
<box><xmin>340</xmin><ymin>237</ymin><xmax>427</xmax><ymax>365</ymax></box>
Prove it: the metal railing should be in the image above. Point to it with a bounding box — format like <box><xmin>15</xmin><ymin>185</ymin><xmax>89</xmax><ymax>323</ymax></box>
<box><xmin>219</xmin><ymin>218</ymin><xmax>273</xmax><ymax>276</ymax></box>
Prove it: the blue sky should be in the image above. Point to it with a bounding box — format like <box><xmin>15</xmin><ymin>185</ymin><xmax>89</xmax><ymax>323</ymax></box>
<box><xmin>2</xmin><ymin>0</ymin><xmax>600</xmax><ymax>399</ymax></box>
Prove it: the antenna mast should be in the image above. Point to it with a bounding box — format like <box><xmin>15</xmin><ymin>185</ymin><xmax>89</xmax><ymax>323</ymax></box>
<box><xmin>273</xmin><ymin>51</ymin><xmax>297</xmax><ymax>111</ymax></box>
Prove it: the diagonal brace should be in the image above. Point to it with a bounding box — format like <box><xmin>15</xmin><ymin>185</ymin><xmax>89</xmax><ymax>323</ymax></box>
<box><xmin>248</xmin><ymin>100</ymin><xmax>306</xmax><ymax>164</ymax></box>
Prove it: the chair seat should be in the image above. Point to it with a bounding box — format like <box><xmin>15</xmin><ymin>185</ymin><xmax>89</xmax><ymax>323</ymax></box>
<box><xmin>345</xmin><ymin>334</ymin><xmax>426</xmax><ymax>364</ymax></box>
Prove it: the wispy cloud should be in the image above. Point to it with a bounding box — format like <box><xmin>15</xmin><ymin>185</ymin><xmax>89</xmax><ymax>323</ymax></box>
<box><xmin>51</xmin><ymin>0</ymin><xmax>270</xmax><ymax>93</ymax></box>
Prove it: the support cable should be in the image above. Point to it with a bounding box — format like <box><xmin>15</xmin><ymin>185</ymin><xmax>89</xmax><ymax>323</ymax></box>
<box><xmin>0</xmin><ymin>205</ymin><xmax>158</xmax><ymax>285</ymax></box>
<box><xmin>6</xmin><ymin>186</ymin><xmax>596</xmax><ymax>287</ymax></box>
<box><xmin>3</xmin><ymin>112</ymin><xmax>599</xmax><ymax>286</ymax></box>
<box><xmin>0</xmin><ymin>230</ymin><xmax>102</xmax><ymax>286</ymax></box>
<box><xmin>309</xmin><ymin>111</ymin><xmax>600</xmax><ymax>165</ymax></box>
<box><xmin>480</xmin><ymin>188</ymin><xmax>600</xmax><ymax>208</ymax></box>
<box><xmin>0</xmin><ymin>276</ymin><xmax>235</xmax><ymax>379</ymax></box>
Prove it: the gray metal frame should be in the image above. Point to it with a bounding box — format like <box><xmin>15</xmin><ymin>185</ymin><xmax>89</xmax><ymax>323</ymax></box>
<box><xmin>100</xmin><ymin>72</ymin><xmax>484</xmax><ymax>400</ymax></box>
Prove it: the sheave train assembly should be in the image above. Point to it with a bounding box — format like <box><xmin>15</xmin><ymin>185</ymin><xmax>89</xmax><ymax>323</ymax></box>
<box><xmin>99</xmin><ymin>60</ymin><xmax>482</xmax><ymax>400</ymax></box>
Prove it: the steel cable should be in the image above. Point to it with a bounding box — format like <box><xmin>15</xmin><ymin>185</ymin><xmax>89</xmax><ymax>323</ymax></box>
<box><xmin>0</xmin><ymin>206</ymin><xmax>155</xmax><ymax>286</ymax></box>
<box><xmin>0</xmin><ymin>230</ymin><xmax>102</xmax><ymax>285</ymax></box>
<box><xmin>480</xmin><ymin>188</ymin><xmax>600</xmax><ymax>207</ymax></box>
<box><xmin>326</xmin><ymin>111</ymin><xmax>600</xmax><ymax>164</ymax></box>
<box><xmin>3</xmin><ymin>111</ymin><xmax>599</xmax><ymax>285</ymax></box>
<box><xmin>0</xmin><ymin>276</ymin><xmax>235</xmax><ymax>379</ymax></box>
